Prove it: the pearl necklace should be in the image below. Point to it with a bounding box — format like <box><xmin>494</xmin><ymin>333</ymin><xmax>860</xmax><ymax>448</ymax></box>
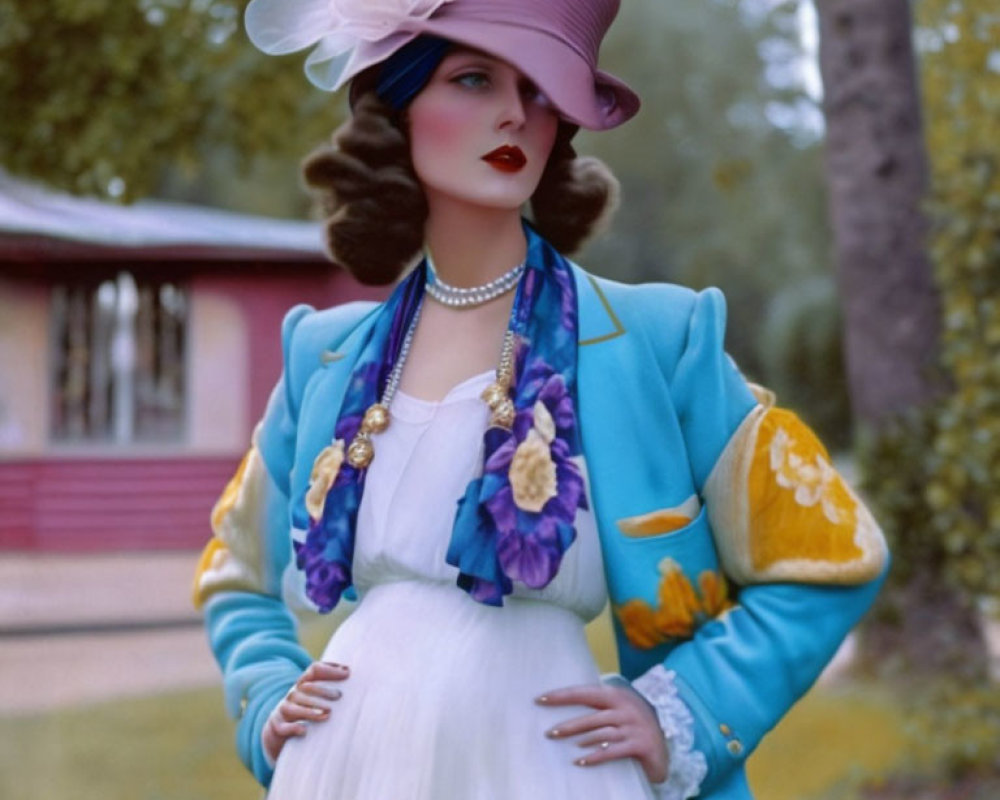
<box><xmin>425</xmin><ymin>253</ymin><xmax>526</xmax><ymax>308</ymax></box>
<box><xmin>345</xmin><ymin>292</ymin><xmax>521</xmax><ymax>471</ymax></box>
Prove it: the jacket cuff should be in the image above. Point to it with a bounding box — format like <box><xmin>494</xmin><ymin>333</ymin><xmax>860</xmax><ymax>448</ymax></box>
<box><xmin>238</xmin><ymin>670</ymin><xmax>298</xmax><ymax>787</ymax></box>
<box><xmin>630</xmin><ymin>666</ymin><xmax>707</xmax><ymax>800</ymax></box>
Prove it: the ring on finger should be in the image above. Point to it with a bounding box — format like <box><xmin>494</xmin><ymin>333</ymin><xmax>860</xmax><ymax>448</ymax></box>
<box><xmin>600</xmin><ymin>741</ymin><xmax>610</xmax><ymax>750</ymax></box>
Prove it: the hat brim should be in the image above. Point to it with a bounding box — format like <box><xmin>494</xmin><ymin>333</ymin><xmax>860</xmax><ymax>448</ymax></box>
<box><xmin>349</xmin><ymin>19</ymin><xmax>639</xmax><ymax>130</ymax></box>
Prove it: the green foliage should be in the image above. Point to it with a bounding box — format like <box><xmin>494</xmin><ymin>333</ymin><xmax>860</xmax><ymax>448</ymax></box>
<box><xmin>903</xmin><ymin>682</ymin><xmax>1000</xmax><ymax>779</ymax></box>
<box><xmin>857</xmin><ymin>407</ymin><xmax>943</xmax><ymax>588</ymax></box>
<box><xmin>862</xmin><ymin>0</ymin><xmax>1000</xmax><ymax>601</ymax></box>
<box><xmin>757</xmin><ymin>275</ymin><xmax>852</xmax><ymax>449</ymax></box>
<box><xmin>0</xmin><ymin>0</ymin><xmax>341</xmax><ymax>204</ymax></box>
<box><xmin>916</xmin><ymin>1</ymin><xmax>1000</xmax><ymax>600</ymax></box>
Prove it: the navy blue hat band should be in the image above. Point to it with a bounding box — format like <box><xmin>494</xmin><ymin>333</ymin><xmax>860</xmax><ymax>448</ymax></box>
<box><xmin>375</xmin><ymin>36</ymin><xmax>452</xmax><ymax>110</ymax></box>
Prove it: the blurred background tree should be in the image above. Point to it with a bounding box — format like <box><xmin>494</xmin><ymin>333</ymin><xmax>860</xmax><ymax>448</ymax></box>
<box><xmin>815</xmin><ymin>0</ymin><xmax>967</xmax><ymax>673</ymax></box>
<box><xmin>578</xmin><ymin>0</ymin><xmax>851</xmax><ymax>445</ymax></box>
<box><xmin>0</xmin><ymin>0</ymin><xmax>340</xmax><ymax>214</ymax></box>
<box><xmin>817</xmin><ymin>0</ymin><xmax>940</xmax><ymax>429</ymax></box>
<box><xmin>819</xmin><ymin>0</ymin><xmax>1000</xmax><ymax>795</ymax></box>
<box><xmin>817</xmin><ymin>0</ymin><xmax>998</xmax><ymax>672</ymax></box>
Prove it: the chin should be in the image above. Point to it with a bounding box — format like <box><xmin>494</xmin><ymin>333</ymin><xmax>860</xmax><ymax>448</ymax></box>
<box><xmin>427</xmin><ymin>187</ymin><xmax>539</xmax><ymax>214</ymax></box>
<box><xmin>422</xmin><ymin>166</ymin><xmax>545</xmax><ymax>213</ymax></box>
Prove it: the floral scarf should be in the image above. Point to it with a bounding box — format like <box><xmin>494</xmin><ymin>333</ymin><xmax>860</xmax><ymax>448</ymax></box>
<box><xmin>295</xmin><ymin>225</ymin><xmax>587</xmax><ymax>611</ymax></box>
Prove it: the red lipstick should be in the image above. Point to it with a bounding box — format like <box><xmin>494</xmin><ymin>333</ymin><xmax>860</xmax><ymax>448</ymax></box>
<box><xmin>482</xmin><ymin>145</ymin><xmax>527</xmax><ymax>173</ymax></box>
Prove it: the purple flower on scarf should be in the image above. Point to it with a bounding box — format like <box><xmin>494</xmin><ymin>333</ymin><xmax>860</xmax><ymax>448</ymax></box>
<box><xmin>294</xmin><ymin>493</ymin><xmax>357</xmax><ymax>612</ymax></box>
<box><xmin>481</xmin><ymin>363</ymin><xmax>587</xmax><ymax>588</ymax></box>
<box><xmin>294</xmin><ymin>537</ymin><xmax>350</xmax><ymax>612</ymax></box>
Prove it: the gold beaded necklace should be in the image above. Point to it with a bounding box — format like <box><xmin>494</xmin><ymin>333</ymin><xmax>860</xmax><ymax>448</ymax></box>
<box><xmin>345</xmin><ymin>273</ymin><xmax>521</xmax><ymax>471</ymax></box>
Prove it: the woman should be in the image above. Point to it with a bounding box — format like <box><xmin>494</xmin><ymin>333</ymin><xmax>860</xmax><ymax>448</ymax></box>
<box><xmin>194</xmin><ymin>2</ymin><xmax>889</xmax><ymax>798</ymax></box>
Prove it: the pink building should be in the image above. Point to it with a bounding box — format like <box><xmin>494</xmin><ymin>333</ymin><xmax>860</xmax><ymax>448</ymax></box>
<box><xmin>0</xmin><ymin>173</ymin><xmax>383</xmax><ymax>551</ymax></box>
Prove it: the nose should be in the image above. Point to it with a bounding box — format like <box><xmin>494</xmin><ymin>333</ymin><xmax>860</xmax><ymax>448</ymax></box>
<box><xmin>496</xmin><ymin>78</ymin><xmax>527</xmax><ymax>131</ymax></box>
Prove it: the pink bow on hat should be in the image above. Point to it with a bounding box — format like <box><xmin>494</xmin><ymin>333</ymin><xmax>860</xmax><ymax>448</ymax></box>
<box><xmin>246</xmin><ymin>0</ymin><xmax>456</xmax><ymax>91</ymax></box>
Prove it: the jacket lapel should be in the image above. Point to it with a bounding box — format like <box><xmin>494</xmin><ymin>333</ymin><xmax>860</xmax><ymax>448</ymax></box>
<box><xmin>574</xmin><ymin>265</ymin><xmax>626</xmax><ymax>348</ymax></box>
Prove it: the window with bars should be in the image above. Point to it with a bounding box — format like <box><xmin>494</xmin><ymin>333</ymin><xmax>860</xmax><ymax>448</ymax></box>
<box><xmin>50</xmin><ymin>272</ymin><xmax>187</xmax><ymax>444</ymax></box>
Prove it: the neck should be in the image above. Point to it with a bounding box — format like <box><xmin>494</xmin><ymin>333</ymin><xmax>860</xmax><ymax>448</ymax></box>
<box><xmin>423</xmin><ymin>199</ymin><xmax>527</xmax><ymax>288</ymax></box>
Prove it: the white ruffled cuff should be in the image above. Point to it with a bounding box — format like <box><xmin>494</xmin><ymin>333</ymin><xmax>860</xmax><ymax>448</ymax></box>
<box><xmin>631</xmin><ymin>665</ymin><xmax>707</xmax><ymax>800</ymax></box>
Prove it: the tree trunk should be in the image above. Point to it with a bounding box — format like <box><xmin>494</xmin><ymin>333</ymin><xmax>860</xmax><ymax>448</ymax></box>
<box><xmin>817</xmin><ymin>0</ymin><xmax>940</xmax><ymax>429</ymax></box>
<box><xmin>817</xmin><ymin>0</ymin><xmax>989</xmax><ymax>679</ymax></box>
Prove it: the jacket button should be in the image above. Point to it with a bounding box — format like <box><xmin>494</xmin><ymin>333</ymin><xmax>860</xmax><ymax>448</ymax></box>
<box><xmin>727</xmin><ymin>739</ymin><xmax>744</xmax><ymax>757</ymax></box>
<box><xmin>719</xmin><ymin>723</ymin><xmax>732</xmax><ymax>737</ymax></box>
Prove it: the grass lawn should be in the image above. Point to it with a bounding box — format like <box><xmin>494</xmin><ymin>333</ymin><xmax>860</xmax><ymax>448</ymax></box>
<box><xmin>0</xmin><ymin>687</ymin><xmax>261</xmax><ymax>800</ymax></box>
<box><xmin>748</xmin><ymin>685</ymin><xmax>905</xmax><ymax>800</ymax></box>
<box><xmin>0</xmin><ymin>613</ymin><xmax>907</xmax><ymax>799</ymax></box>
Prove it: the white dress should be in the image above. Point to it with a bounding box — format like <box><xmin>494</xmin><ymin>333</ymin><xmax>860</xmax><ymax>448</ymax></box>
<box><xmin>268</xmin><ymin>369</ymin><xmax>657</xmax><ymax>799</ymax></box>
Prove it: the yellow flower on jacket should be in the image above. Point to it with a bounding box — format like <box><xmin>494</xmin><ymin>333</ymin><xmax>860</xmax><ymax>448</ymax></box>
<box><xmin>698</xmin><ymin>570</ymin><xmax>735</xmax><ymax>618</ymax></box>
<box><xmin>614</xmin><ymin>559</ymin><xmax>734</xmax><ymax>650</ymax></box>
<box><xmin>654</xmin><ymin>558</ymin><xmax>700</xmax><ymax>636</ymax></box>
<box><xmin>615</xmin><ymin>599</ymin><xmax>663</xmax><ymax>650</ymax></box>
<box><xmin>306</xmin><ymin>440</ymin><xmax>346</xmax><ymax>521</ymax></box>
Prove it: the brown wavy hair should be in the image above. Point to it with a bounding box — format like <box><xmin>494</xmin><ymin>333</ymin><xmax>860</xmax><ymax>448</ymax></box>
<box><xmin>302</xmin><ymin>90</ymin><xmax>620</xmax><ymax>285</ymax></box>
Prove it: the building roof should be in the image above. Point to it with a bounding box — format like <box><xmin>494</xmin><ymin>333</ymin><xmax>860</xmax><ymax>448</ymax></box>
<box><xmin>0</xmin><ymin>171</ymin><xmax>328</xmax><ymax>262</ymax></box>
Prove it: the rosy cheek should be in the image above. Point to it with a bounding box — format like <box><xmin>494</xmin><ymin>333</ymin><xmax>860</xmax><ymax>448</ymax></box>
<box><xmin>413</xmin><ymin>103</ymin><xmax>472</xmax><ymax>148</ymax></box>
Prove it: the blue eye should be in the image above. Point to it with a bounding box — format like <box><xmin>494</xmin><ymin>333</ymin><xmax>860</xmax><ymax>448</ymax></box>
<box><xmin>454</xmin><ymin>72</ymin><xmax>490</xmax><ymax>89</ymax></box>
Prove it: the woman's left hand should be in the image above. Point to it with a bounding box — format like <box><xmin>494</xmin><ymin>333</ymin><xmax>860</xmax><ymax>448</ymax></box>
<box><xmin>536</xmin><ymin>684</ymin><xmax>669</xmax><ymax>784</ymax></box>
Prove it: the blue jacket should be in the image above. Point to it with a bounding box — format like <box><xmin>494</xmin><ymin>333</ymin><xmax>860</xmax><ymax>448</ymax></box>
<box><xmin>195</xmin><ymin>257</ymin><xmax>888</xmax><ymax>797</ymax></box>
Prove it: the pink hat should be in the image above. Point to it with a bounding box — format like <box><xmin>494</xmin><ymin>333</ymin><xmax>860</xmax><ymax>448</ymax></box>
<box><xmin>245</xmin><ymin>0</ymin><xmax>640</xmax><ymax>131</ymax></box>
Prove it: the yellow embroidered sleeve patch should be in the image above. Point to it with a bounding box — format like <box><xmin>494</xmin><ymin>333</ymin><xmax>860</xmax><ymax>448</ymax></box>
<box><xmin>210</xmin><ymin>449</ymin><xmax>252</xmax><ymax>531</ymax></box>
<box><xmin>704</xmin><ymin>389</ymin><xmax>887</xmax><ymax>585</ymax></box>
<box><xmin>192</xmin><ymin>434</ymin><xmax>273</xmax><ymax>608</ymax></box>
<box><xmin>614</xmin><ymin>558</ymin><xmax>735</xmax><ymax>649</ymax></box>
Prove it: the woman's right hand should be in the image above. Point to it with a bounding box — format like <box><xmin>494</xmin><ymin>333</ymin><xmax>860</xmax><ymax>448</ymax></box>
<box><xmin>263</xmin><ymin>661</ymin><xmax>350</xmax><ymax>763</ymax></box>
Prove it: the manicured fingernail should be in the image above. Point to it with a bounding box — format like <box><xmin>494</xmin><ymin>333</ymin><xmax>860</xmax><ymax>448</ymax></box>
<box><xmin>535</xmin><ymin>695</ymin><xmax>549</xmax><ymax>704</ymax></box>
<box><xmin>312</xmin><ymin>707</ymin><xmax>324</xmax><ymax>715</ymax></box>
<box><xmin>546</xmin><ymin>728</ymin><xmax>560</xmax><ymax>738</ymax></box>
<box><xmin>575</xmin><ymin>757</ymin><xmax>587</xmax><ymax>766</ymax></box>
<box><xmin>325</xmin><ymin>661</ymin><xmax>345</xmax><ymax>669</ymax></box>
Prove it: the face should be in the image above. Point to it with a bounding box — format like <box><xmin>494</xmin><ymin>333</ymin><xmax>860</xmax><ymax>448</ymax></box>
<box><xmin>405</xmin><ymin>48</ymin><xmax>560</xmax><ymax>212</ymax></box>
